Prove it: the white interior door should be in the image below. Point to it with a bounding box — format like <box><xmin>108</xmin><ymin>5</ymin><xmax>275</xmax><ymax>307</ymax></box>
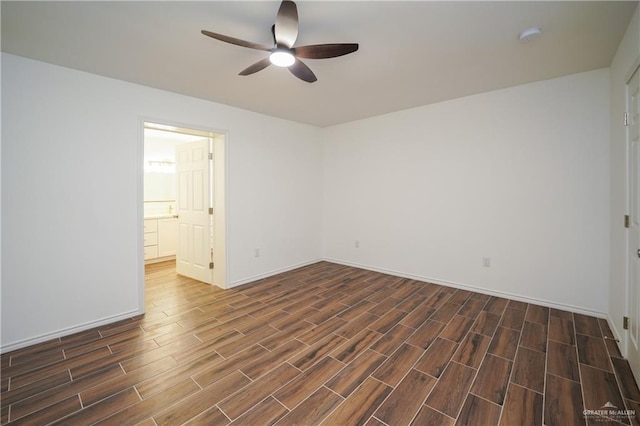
<box><xmin>628</xmin><ymin>65</ymin><xmax>640</xmax><ymax>381</ymax></box>
<box><xmin>175</xmin><ymin>138</ymin><xmax>213</xmax><ymax>284</ymax></box>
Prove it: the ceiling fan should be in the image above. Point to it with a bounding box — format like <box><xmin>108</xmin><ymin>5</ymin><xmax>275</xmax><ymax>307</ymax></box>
<box><xmin>201</xmin><ymin>0</ymin><xmax>359</xmax><ymax>83</ymax></box>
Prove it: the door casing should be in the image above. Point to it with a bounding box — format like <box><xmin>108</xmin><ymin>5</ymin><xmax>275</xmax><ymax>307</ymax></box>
<box><xmin>626</xmin><ymin>63</ymin><xmax>640</xmax><ymax>382</ymax></box>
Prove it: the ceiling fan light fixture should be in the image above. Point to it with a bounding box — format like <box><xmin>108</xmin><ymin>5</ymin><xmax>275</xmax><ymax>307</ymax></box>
<box><xmin>201</xmin><ymin>0</ymin><xmax>358</xmax><ymax>82</ymax></box>
<box><xmin>269</xmin><ymin>50</ymin><xmax>295</xmax><ymax>67</ymax></box>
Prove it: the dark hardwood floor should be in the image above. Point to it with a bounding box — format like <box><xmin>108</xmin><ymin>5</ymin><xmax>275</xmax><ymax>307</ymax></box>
<box><xmin>2</xmin><ymin>261</ymin><xmax>639</xmax><ymax>425</ymax></box>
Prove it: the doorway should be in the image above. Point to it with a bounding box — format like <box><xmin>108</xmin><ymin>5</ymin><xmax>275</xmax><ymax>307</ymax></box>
<box><xmin>142</xmin><ymin>121</ymin><xmax>227</xmax><ymax>288</ymax></box>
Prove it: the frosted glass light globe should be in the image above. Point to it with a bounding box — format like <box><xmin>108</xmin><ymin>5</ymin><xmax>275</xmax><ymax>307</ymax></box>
<box><xmin>270</xmin><ymin>50</ymin><xmax>295</xmax><ymax>67</ymax></box>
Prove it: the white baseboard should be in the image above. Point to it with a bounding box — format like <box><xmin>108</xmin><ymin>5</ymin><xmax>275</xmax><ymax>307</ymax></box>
<box><xmin>1</xmin><ymin>309</ymin><xmax>143</xmax><ymax>354</ymax></box>
<box><xmin>228</xmin><ymin>258</ymin><xmax>324</xmax><ymax>288</ymax></box>
<box><xmin>3</xmin><ymin>257</ymin><xmax>610</xmax><ymax>354</ymax></box>
<box><xmin>323</xmin><ymin>257</ymin><xmax>607</xmax><ymax>318</ymax></box>
<box><xmin>607</xmin><ymin>312</ymin><xmax>626</xmax><ymax>357</ymax></box>
<box><xmin>145</xmin><ymin>255</ymin><xmax>175</xmax><ymax>265</ymax></box>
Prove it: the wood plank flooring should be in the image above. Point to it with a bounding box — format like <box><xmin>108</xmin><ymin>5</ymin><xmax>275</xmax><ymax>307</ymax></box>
<box><xmin>2</xmin><ymin>261</ymin><xmax>640</xmax><ymax>425</ymax></box>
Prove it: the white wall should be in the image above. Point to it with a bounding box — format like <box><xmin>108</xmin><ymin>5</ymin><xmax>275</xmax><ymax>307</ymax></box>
<box><xmin>1</xmin><ymin>53</ymin><xmax>322</xmax><ymax>351</ymax></box>
<box><xmin>609</xmin><ymin>6</ymin><xmax>640</xmax><ymax>348</ymax></box>
<box><xmin>322</xmin><ymin>69</ymin><xmax>611</xmax><ymax>315</ymax></box>
<box><xmin>0</xmin><ymin>50</ymin><xmax>619</xmax><ymax>351</ymax></box>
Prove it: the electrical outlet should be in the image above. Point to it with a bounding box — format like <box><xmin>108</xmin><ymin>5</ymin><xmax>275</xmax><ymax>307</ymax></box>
<box><xmin>482</xmin><ymin>257</ymin><xmax>491</xmax><ymax>268</ymax></box>
<box><xmin>355</xmin><ymin>240</ymin><xmax>360</xmax><ymax>248</ymax></box>
<box><xmin>255</xmin><ymin>248</ymin><xmax>260</xmax><ymax>258</ymax></box>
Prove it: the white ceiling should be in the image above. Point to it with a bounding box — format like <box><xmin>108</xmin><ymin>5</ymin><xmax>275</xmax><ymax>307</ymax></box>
<box><xmin>2</xmin><ymin>1</ymin><xmax>637</xmax><ymax>127</ymax></box>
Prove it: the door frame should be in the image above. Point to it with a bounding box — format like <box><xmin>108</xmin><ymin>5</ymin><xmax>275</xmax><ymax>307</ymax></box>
<box><xmin>625</xmin><ymin>59</ymin><xmax>640</xmax><ymax>362</ymax></box>
<box><xmin>137</xmin><ymin>117</ymin><xmax>230</xmax><ymax>311</ymax></box>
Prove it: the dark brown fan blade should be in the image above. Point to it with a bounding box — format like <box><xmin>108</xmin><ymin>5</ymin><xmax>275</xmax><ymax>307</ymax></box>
<box><xmin>289</xmin><ymin>59</ymin><xmax>317</xmax><ymax>83</ymax></box>
<box><xmin>294</xmin><ymin>43</ymin><xmax>359</xmax><ymax>59</ymax></box>
<box><xmin>201</xmin><ymin>30</ymin><xmax>271</xmax><ymax>51</ymax></box>
<box><xmin>239</xmin><ymin>57</ymin><xmax>272</xmax><ymax>76</ymax></box>
<box><xmin>274</xmin><ymin>0</ymin><xmax>298</xmax><ymax>48</ymax></box>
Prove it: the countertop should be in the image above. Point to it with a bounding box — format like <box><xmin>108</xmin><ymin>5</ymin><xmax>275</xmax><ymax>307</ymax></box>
<box><xmin>144</xmin><ymin>214</ymin><xmax>178</xmax><ymax>219</ymax></box>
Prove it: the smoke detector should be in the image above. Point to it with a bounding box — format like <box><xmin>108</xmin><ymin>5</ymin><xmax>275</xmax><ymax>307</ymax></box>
<box><xmin>519</xmin><ymin>27</ymin><xmax>542</xmax><ymax>42</ymax></box>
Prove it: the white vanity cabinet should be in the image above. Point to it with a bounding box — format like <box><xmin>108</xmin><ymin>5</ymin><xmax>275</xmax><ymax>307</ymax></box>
<box><xmin>143</xmin><ymin>219</ymin><xmax>159</xmax><ymax>260</ymax></box>
<box><xmin>144</xmin><ymin>216</ymin><xmax>177</xmax><ymax>262</ymax></box>
<box><xmin>158</xmin><ymin>217</ymin><xmax>178</xmax><ymax>257</ymax></box>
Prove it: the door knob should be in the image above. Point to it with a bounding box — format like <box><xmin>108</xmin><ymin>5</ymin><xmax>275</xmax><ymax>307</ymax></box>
<box><xmin>638</xmin><ymin>248</ymin><xmax>640</xmax><ymax>258</ymax></box>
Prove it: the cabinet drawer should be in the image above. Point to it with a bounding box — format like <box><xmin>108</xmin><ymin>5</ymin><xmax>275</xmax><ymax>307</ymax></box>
<box><xmin>144</xmin><ymin>232</ymin><xmax>158</xmax><ymax>246</ymax></box>
<box><xmin>144</xmin><ymin>219</ymin><xmax>157</xmax><ymax>233</ymax></box>
<box><xmin>144</xmin><ymin>245</ymin><xmax>158</xmax><ymax>260</ymax></box>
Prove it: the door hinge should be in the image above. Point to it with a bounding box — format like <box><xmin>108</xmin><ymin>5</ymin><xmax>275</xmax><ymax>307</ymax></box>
<box><xmin>209</xmin><ymin>207</ymin><xmax>214</xmax><ymax>215</ymax></box>
<box><xmin>624</xmin><ymin>316</ymin><xmax>629</xmax><ymax>330</ymax></box>
<box><xmin>625</xmin><ymin>214</ymin><xmax>630</xmax><ymax>228</ymax></box>
<box><xmin>209</xmin><ymin>262</ymin><xmax>214</xmax><ymax>270</ymax></box>
<box><xmin>624</xmin><ymin>112</ymin><xmax>630</xmax><ymax>126</ymax></box>
<box><xmin>209</xmin><ymin>152</ymin><xmax>213</xmax><ymax>160</ymax></box>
